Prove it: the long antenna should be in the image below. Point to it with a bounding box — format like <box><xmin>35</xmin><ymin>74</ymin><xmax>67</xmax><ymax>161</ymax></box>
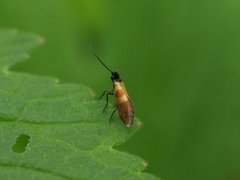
<box><xmin>89</xmin><ymin>44</ymin><xmax>113</xmax><ymax>73</ymax></box>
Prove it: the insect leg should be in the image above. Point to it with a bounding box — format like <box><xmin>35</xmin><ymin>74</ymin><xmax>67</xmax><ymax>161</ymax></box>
<box><xmin>109</xmin><ymin>107</ymin><xmax>117</xmax><ymax>121</ymax></box>
<box><xmin>98</xmin><ymin>90</ymin><xmax>112</xmax><ymax>100</ymax></box>
<box><xmin>103</xmin><ymin>92</ymin><xmax>114</xmax><ymax>112</ymax></box>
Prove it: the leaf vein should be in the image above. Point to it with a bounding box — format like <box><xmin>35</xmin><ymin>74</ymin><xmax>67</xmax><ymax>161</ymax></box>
<box><xmin>0</xmin><ymin>163</ymin><xmax>72</xmax><ymax>180</ymax></box>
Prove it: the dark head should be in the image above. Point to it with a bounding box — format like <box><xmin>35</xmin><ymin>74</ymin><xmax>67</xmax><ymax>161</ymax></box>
<box><xmin>111</xmin><ymin>72</ymin><xmax>121</xmax><ymax>82</ymax></box>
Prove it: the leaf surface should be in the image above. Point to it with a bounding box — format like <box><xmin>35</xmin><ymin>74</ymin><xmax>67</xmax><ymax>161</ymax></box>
<box><xmin>0</xmin><ymin>30</ymin><xmax>159</xmax><ymax>180</ymax></box>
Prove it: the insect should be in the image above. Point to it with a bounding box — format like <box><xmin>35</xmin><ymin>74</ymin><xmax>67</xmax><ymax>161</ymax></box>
<box><xmin>90</xmin><ymin>48</ymin><xmax>134</xmax><ymax>127</ymax></box>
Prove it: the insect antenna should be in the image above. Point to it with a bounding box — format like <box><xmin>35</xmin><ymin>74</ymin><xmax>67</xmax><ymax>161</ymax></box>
<box><xmin>89</xmin><ymin>44</ymin><xmax>113</xmax><ymax>73</ymax></box>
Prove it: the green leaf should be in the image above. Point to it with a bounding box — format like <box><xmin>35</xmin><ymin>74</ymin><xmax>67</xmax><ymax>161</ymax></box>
<box><xmin>0</xmin><ymin>29</ymin><xmax>159</xmax><ymax>180</ymax></box>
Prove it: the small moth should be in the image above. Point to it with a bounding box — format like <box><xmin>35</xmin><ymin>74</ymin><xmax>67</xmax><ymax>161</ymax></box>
<box><xmin>91</xmin><ymin>48</ymin><xmax>134</xmax><ymax>127</ymax></box>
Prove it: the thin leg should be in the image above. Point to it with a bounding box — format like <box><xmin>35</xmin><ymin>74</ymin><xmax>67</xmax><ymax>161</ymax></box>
<box><xmin>103</xmin><ymin>92</ymin><xmax>114</xmax><ymax>112</ymax></box>
<box><xmin>109</xmin><ymin>107</ymin><xmax>117</xmax><ymax>121</ymax></box>
<box><xmin>98</xmin><ymin>90</ymin><xmax>112</xmax><ymax>100</ymax></box>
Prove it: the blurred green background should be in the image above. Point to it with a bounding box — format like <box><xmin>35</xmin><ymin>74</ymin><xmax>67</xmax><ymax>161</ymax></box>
<box><xmin>1</xmin><ymin>0</ymin><xmax>240</xmax><ymax>180</ymax></box>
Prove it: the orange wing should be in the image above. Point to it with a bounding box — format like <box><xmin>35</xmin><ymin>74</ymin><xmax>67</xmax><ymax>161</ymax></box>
<box><xmin>117</xmin><ymin>100</ymin><xmax>134</xmax><ymax>127</ymax></box>
<box><xmin>114</xmin><ymin>81</ymin><xmax>134</xmax><ymax>127</ymax></box>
